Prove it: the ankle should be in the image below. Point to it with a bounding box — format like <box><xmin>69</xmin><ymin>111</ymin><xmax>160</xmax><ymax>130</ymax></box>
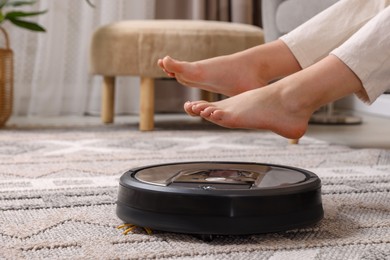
<box><xmin>261</xmin><ymin>84</ymin><xmax>308</xmax><ymax>139</ymax></box>
<box><xmin>277</xmin><ymin>80</ymin><xmax>315</xmax><ymax>117</ymax></box>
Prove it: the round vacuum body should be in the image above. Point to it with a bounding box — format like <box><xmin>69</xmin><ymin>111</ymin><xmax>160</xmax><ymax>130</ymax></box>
<box><xmin>116</xmin><ymin>162</ymin><xmax>324</xmax><ymax>235</ymax></box>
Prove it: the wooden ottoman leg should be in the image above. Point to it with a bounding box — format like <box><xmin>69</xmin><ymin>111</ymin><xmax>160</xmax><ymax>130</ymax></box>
<box><xmin>289</xmin><ymin>139</ymin><xmax>300</xmax><ymax>145</ymax></box>
<box><xmin>140</xmin><ymin>77</ymin><xmax>155</xmax><ymax>131</ymax></box>
<box><xmin>101</xmin><ymin>76</ymin><xmax>115</xmax><ymax>124</ymax></box>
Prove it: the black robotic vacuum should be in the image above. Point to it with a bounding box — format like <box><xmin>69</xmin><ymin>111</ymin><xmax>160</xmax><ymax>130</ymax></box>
<box><xmin>116</xmin><ymin>162</ymin><xmax>323</xmax><ymax>237</ymax></box>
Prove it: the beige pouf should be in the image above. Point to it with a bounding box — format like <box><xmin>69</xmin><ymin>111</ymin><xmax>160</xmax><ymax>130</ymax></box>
<box><xmin>90</xmin><ymin>19</ymin><xmax>264</xmax><ymax>131</ymax></box>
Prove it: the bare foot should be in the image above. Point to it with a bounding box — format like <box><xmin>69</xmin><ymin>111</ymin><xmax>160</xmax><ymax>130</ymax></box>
<box><xmin>158</xmin><ymin>55</ymin><xmax>267</xmax><ymax>96</ymax></box>
<box><xmin>184</xmin><ymin>85</ymin><xmax>310</xmax><ymax>139</ymax></box>
<box><xmin>183</xmin><ymin>55</ymin><xmax>364</xmax><ymax>139</ymax></box>
<box><xmin>158</xmin><ymin>40</ymin><xmax>302</xmax><ymax>96</ymax></box>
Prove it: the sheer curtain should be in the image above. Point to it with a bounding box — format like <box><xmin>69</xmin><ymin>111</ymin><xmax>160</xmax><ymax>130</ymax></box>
<box><xmin>8</xmin><ymin>0</ymin><xmax>261</xmax><ymax>117</ymax></box>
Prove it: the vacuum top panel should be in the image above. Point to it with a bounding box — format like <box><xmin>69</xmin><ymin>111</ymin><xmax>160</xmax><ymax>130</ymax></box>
<box><xmin>133</xmin><ymin>162</ymin><xmax>308</xmax><ymax>190</ymax></box>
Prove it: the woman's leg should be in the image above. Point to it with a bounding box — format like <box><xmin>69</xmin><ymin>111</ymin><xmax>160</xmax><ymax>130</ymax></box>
<box><xmin>158</xmin><ymin>40</ymin><xmax>301</xmax><ymax>97</ymax></box>
<box><xmin>188</xmin><ymin>54</ymin><xmax>363</xmax><ymax>139</ymax></box>
<box><xmin>158</xmin><ymin>0</ymin><xmax>389</xmax><ymax>97</ymax></box>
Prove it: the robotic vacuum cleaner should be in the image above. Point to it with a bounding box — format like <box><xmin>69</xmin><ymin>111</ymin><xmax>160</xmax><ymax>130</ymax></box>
<box><xmin>116</xmin><ymin>162</ymin><xmax>323</xmax><ymax>236</ymax></box>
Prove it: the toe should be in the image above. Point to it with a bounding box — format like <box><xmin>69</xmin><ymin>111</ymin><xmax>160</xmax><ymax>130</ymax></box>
<box><xmin>191</xmin><ymin>101</ymin><xmax>211</xmax><ymax>114</ymax></box>
<box><xmin>163</xmin><ymin>56</ymin><xmax>184</xmax><ymax>74</ymax></box>
<box><xmin>184</xmin><ymin>100</ymin><xmax>208</xmax><ymax>116</ymax></box>
<box><xmin>157</xmin><ymin>59</ymin><xmax>163</xmax><ymax>68</ymax></box>
<box><xmin>200</xmin><ymin>106</ymin><xmax>217</xmax><ymax>118</ymax></box>
<box><xmin>184</xmin><ymin>101</ymin><xmax>198</xmax><ymax>116</ymax></box>
<box><xmin>209</xmin><ymin>109</ymin><xmax>224</xmax><ymax>121</ymax></box>
<box><xmin>164</xmin><ymin>69</ymin><xmax>175</xmax><ymax>78</ymax></box>
<box><xmin>158</xmin><ymin>58</ymin><xmax>176</xmax><ymax>77</ymax></box>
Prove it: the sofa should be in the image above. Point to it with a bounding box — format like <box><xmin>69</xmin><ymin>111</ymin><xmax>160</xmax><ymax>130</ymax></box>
<box><xmin>261</xmin><ymin>0</ymin><xmax>339</xmax><ymax>42</ymax></box>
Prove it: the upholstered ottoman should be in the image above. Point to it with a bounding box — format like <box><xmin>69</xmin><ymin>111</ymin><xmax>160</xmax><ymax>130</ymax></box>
<box><xmin>90</xmin><ymin>20</ymin><xmax>264</xmax><ymax>131</ymax></box>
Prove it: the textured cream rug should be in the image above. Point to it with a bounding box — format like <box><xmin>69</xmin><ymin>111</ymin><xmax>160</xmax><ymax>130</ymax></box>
<box><xmin>0</xmin><ymin>125</ymin><xmax>389</xmax><ymax>259</ymax></box>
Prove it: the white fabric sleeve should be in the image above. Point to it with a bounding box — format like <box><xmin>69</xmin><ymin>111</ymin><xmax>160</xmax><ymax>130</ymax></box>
<box><xmin>331</xmin><ymin>6</ymin><xmax>390</xmax><ymax>103</ymax></box>
<box><xmin>280</xmin><ymin>0</ymin><xmax>390</xmax><ymax>69</ymax></box>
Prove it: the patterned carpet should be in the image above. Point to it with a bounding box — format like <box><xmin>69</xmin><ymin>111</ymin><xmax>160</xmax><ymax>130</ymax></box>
<box><xmin>0</xmin><ymin>124</ymin><xmax>389</xmax><ymax>259</ymax></box>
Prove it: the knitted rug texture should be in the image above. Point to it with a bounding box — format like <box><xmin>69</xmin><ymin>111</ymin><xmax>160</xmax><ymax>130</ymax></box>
<box><xmin>0</xmin><ymin>125</ymin><xmax>389</xmax><ymax>259</ymax></box>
